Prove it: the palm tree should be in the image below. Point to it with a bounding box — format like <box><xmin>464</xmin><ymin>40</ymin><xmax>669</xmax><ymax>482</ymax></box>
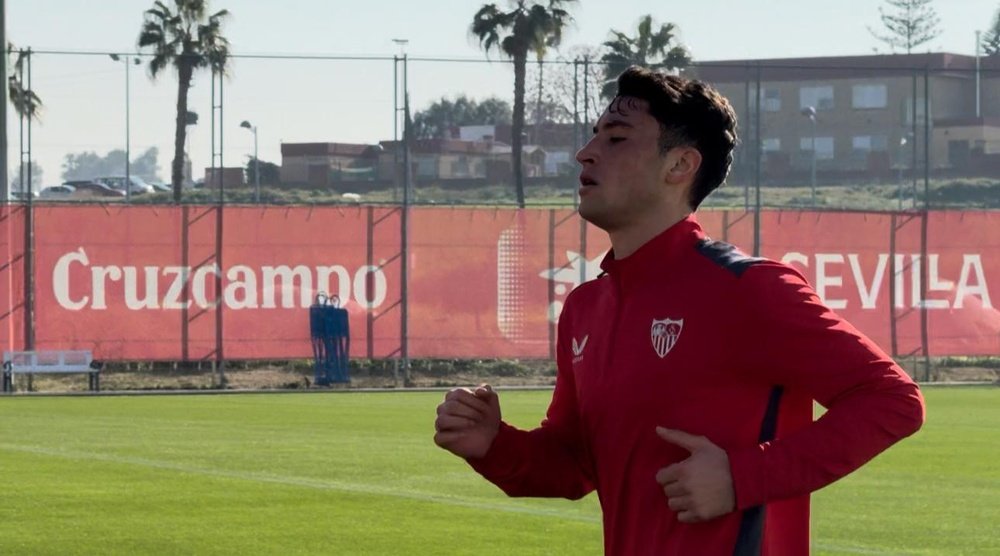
<box><xmin>138</xmin><ymin>0</ymin><xmax>230</xmax><ymax>202</ymax></box>
<box><xmin>5</xmin><ymin>44</ymin><xmax>42</xmax><ymax>200</ymax></box>
<box><xmin>599</xmin><ymin>15</ymin><xmax>690</xmax><ymax>99</ymax></box>
<box><xmin>7</xmin><ymin>44</ymin><xmax>42</xmax><ymax>120</ymax></box>
<box><xmin>471</xmin><ymin>0</ymin><xmax>575</xmax><ymax>208</ymax></box>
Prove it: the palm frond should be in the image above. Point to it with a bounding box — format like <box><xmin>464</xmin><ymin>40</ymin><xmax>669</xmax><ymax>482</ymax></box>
<box><xmin>8</xmin><ymin>76</ymin><xmax>42</xmax><ymax>120</ymax></box>
<box><xmin>149</xmin><ymin>54</ymin><xmax>171</xmax><ymax>78</ymax></box>
<box><xmin>471</xmin><ymin>4</ymin><xmax>506</xmax><ymax>55</ymax></box>
<box><xmin>649</xmin><ymin>23</ymin><xmax>676</xmax><ymax>56</ymax></box>
<box><xmin>177</xmin><ymin>0</ymin><xmax>207</xmax><ymax>25</ymax></box>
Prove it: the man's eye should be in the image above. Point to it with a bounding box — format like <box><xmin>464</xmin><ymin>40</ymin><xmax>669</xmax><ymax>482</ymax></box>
<box><xmin>609</xmin><ymin>137</ymin><xmax>626</xmax><ymax>144</ymax></box>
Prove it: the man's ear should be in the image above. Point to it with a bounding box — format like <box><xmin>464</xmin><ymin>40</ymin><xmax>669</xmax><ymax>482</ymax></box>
<box><xmin>665</xmin><ymin>147</ymin><xmax>702</xmax><ymax>185</ymax></box>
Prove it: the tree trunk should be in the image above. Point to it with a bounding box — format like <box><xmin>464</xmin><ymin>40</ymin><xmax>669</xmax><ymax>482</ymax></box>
<box><xmin>172</xmin><ymin>63</ymin><xmax>193</xmax><ymax>203</ymax></box>
<box><xmin>512</xmin><ymin>53</ymin><xmax>526</xmax><ymax>208</ymax></box>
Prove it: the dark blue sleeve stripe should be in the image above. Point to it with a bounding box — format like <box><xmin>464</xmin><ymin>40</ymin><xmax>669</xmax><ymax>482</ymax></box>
<box><xmin>732</xmin><ymin>386</ymin><xmax>784</xmax><ymax>556</ymax></box>
<box><xmin>695</xmin><ymin>239</ymin><xmax>766</xmax><ymax>277</ymax></box>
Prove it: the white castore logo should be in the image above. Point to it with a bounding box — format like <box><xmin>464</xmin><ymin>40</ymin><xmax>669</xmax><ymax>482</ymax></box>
<box><xmin>571</xmin><ymin>335</ymin><xmax>589</xmax><ymax>363</ymax></box>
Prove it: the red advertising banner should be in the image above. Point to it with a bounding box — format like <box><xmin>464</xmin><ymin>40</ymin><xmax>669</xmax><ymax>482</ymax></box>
<box><xmin>759</xmin><ymin>211</ymin><xmax>999</xmax><ymax>356</ymax></box>
<box><xmin>2</xmin><ymin>206</ymin><xmax>997</xmax><ymax>360</ymax></box>
<box><xmin>1</xmin><ymin>206</ymin><xmax>26</xmax><ymax>356</ymax></box>
<box><xmin>28</xmin><ymin>205</ymin><xmax>402</xmax><ymax>360</ymax></box>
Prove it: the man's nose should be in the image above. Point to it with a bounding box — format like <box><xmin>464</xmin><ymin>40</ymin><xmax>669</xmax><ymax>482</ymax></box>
<box><xmin>576</xmin><ymin>138</ymin><xmax>597</xmax><ymax>165</ymax></box>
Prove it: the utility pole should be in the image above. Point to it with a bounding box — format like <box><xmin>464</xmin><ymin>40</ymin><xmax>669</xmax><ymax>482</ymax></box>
<box><xmin>0</xmin><ymin>0</ymin><xmax>8</xmax><ymax>201</ymax></box>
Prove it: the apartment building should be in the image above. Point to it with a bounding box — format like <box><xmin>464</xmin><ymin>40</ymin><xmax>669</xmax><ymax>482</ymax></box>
<box><xmin>694</xmin><ymin>53</ymin><xmax>1000</xmax><ymax>183</ymax></box>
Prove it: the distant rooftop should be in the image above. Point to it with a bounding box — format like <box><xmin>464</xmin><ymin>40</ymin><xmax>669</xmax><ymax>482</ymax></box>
<box><xmin>693</xmin><ymin>52</ymin><xmax>1000</xmax><ymax>83</ymax></box>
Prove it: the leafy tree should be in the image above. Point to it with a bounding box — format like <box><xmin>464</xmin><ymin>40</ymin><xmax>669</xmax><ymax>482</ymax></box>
<box><xmin>984</xmin><ymin>7</ymin><xmax>1000</xmax><ymax>56</ymax></box>
<box><xmin>599</xmin><ymin>15</ymin><xmax>690</xmax><ymax>100</ymax></box>
<box><xmin>525</xmin><ymin>45</ymin><xmax>604</xmax><ymax>127</ymax></box>
<box><xmin>61</xmin><ymin>147</ymin><xmax>160</xmax><ymax>182</ymax></box>
<box><xmin>11</xmin><ymin>161</ymin><xmax>42</xmax><ymax>193</ymax></box>
<box><xmin>471</xmin><ymin>0</ymin><xmax>576</xmax><ymax>207</ymax></box>
<box><xmin>244</xmin><ymin>157</ymin><xmax>280</xmax><ymax>185</ymax></box>
<box><xmin>131</xmin><ymin>146</ymin><xmax>162</xmax><ymax>182</ymax></box>
<box><xmin>138</xmin><ymin>0</ymin><xmax>230</xmax><ymax>202</ymax></box>
<box><xmin>869</xmin><ymin>0</ymin><xmax>941</xmax><ymax>54</ymax></box>
<box><xmin>412</xmin><ymin>95</ymin><xmax>512</xmax><ymax>139</ymax></box>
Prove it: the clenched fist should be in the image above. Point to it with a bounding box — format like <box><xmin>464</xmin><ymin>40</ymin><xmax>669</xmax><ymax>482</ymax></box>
<box><xmin>433</xmin><ymin>384</ymin><xmax>502</xmax><ymax>459</ymax></box>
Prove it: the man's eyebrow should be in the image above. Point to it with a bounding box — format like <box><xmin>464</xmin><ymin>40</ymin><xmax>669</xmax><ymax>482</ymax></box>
<box><xmin>592</xmin><ymin>120</ymin><xmax>634</xmax><ymax>134</ymax></box>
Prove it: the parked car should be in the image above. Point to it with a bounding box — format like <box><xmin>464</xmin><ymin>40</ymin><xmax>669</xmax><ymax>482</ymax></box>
<box><xmin>94</xmin><ymin>176</ymin><xmax>155</xmax><ymax>195</ymax></box>
<box><xmin>8</xmin><ymin>189</ymin><xmax>38</xmax><ymax>200</ymax></box>
<box><xmin>39</xmin><ymin>184</ymin><xmax>76</xmax><ymax>199</ymax></box>
<box><xmin>63</xmin><ymin>180</ymin><xmax>127</xmax><ymax>198</ymax></box>
<box><xmin>148</xmin><ymin>180</ymin><xmax>171</xmax><ymax>193</ymax></box>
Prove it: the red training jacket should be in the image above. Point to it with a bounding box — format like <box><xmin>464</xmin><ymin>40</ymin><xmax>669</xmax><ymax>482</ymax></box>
<box><xmin>469</xmin><ymin>215</ymin><xmax>925</xmax><ymax>555</ymax></box>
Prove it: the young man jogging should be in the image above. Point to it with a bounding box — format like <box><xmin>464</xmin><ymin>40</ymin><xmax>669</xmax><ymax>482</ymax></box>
<box><xmin>434</xmin><ymin>66</ymin><xmax>925</xmax><ymax>555</ymax></box>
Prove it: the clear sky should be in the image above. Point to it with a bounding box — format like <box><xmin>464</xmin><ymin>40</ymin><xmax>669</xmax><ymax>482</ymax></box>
<box><xmin>7</xmin><ymin>0</ymin><xmax>998</xmax><ymax>187</ymax></box>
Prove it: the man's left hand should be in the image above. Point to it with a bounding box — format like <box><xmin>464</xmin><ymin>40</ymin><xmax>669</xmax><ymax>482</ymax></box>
<box><xmin>654</xmin><ymin>427</ymin><xmax>736</xmax><ymax>523</ymax></box>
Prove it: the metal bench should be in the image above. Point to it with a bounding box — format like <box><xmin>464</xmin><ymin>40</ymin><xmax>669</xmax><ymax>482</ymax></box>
<box><xmin>2</xmin><ymin>350</ymin><xmax>102</xmax><ymax>393</ymax></box>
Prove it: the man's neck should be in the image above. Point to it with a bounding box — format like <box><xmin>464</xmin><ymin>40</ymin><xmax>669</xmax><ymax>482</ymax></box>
<box><xmin>609</xmin><ymin>206</ymin><xmax>692</xmax><ymax>260</ymax></box>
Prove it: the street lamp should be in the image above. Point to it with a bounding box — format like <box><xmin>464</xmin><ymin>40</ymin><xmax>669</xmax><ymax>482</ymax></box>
<box><xmin>897</xmin><ymin>135</ymin><xmax>908</xmax><ymax>210</ymax></box>
<box><xmin>800</xmin><ymin>106</ymin><xmax>817</xmax><ymax>206</ymax></box>
<box><xmin>239</xmin><ymin>120</ymin><xmax>259</xmax><ymax>203</ymax></box>
<box><xmin>975</xmin><ymin>30</ymin><xmax>982</xmax><ymax>118</ymax></box>
<box><xmin>110</xmin><ymin>54</ymin><xmax>142</xmax><ymax>203</ymax></box>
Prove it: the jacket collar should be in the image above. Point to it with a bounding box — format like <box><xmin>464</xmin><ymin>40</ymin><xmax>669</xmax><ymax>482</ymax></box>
<box><xmin>599</xmin><ymin>214</ymin><xmax>705</xmax><ymax>286</ymax></box>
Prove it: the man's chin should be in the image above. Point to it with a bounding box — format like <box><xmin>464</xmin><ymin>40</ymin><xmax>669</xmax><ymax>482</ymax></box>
<box><xmin>578</xmin><ymin>205</ymin><xmax>613</xmax><ymax>231</ymax></box>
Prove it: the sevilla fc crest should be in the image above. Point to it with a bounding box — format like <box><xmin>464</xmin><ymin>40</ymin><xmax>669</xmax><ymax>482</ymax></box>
<box><xmin>651</xmin><ymin>318</ymin><xmax>684</xmax><ymax>358</ymax></box>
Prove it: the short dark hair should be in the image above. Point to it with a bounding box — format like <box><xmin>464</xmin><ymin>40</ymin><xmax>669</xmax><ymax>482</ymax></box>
<box><xmin>614</xmin><ymin>66</ymin><xmax>738</xmax><ymax>209</ymax></box>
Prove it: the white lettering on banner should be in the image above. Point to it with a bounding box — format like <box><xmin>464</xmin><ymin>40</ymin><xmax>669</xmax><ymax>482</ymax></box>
<box><xmin>192</xmin><ymin>264</ymin><xmax>221</xmax><ymax>308</ymax></box>
<box><xmin>162</xmin><ymin>267</ymin><xmax>189</xmax><ymax>310</ymax></box>
<box><xmin>225</xmin><ymin>265</ymin><xmax>258</xmax><ymax>309</ymax></box>
<box><xmin>53</xmin><ymin>247</ymin><xmax>89</xmax><ymax>310</ymax></box>
<box><xmin>815</xmin><ymin>254</ymin><xmax>847</xmax><ymax>309</ymax></box>
<box><xmin>123</xmin><ymin>267</ymin><xmax>162</xmax><ymax>310</ymax></box>
<box><xmin>316</xmin><ymin>265</ymin><xmax>351</xmax><ymax>306</ymax></box>
<box><xmin>847</xmin><ymin>254</ymin><xmax>888</xmax><ymax>309</ymax></box>
<box><xmin>781</xmin><ymin>252</ymin><xmax>993</xmax><ymax>310</ymax></box>
<box><xmin>354</xmin><ymin>265</ymin><xmax>387</xmax><ymax>308</ymax></box>
<box><xmin>956</xmin><ymin>255</ymin><xmax>993</xmax><ymax>309</ymax></box>
<box><xmin>91</xmin><ymin>265</ymin><xmax>122</xmax><ymax>310</ymax></box>
<box><xmin>50</xmin><ymin>248</ymin><xmax>389</xmax><ymax>311</ymax></box>
<box><xmin>262</xmin><ymin>265</ymin><xmax>312</xmax><ymax>309</ymax></box>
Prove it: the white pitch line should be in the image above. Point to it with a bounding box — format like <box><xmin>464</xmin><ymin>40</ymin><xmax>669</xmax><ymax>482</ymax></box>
<box><xmin>811</xmin><ymin>543</ymin><xmax>919</xmax><ymax>555</ymax></box>
<box><xmin>0</xmin><ymin>443</ymin><xmax>599</xmax><ymax>524</ymax></box>
<box><xmin>0</xmin><ymin>443</ymin><xmax>921</xmax><ymax>555</ymax></box>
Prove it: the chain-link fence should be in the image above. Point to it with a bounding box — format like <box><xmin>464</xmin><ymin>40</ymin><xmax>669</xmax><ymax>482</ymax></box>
<box><xmin>4</xmin><ymin>50</ymin><xmax>999</xmax><ymax>209</ymax></box>
<box><xmin>2</xmin><ymin>50</ymin><xmax>998</xmax><ymax>389</ymax></box>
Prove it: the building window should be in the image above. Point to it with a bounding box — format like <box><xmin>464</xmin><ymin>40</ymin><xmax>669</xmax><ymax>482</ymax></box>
<box><xmin>764</xmin><ymin>89</ymin><xmax>781</xmax><ymax>112</ymax></box>
<box><xmin>762</xmin><ymin>138</ymin><xmax>781</xmax><ymax>152</ymax></box>
<box><xmin>749</xmin><ymin>88</ymin><xmax>781</xmax><ymax>112</ymax></box>
<box><xmin>852</xmin><ymin>84</ymin><xmax>888</xmax><ymax>109</ymax></box>
<box><xmin>800</xmin><ymin>137</ymin><xmax>835</xmax><ymax>160</ymax></box>
<box><xmin>800</xmin><ymin>86</ymin><xmax>834</xmax><ymax>111</ymax></box>
<box><xmin>852</xmin><ymin>135</ymin><xmax>888</xmax><ymax>152</ymax></box>
<box><xmin>902</xmin><ymin>97</ymin><xmax>932</xmax><ymax>125</ymax></box>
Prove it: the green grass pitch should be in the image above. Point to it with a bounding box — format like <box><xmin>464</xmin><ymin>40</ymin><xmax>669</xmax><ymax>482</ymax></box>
<box><xmin>0</xmin><ymin>387</ymin><xmax>996</xmax><ymax>555</ymax></box>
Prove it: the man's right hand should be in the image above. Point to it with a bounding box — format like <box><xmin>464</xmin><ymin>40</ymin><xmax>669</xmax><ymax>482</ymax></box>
<box><xmin>433</xmin><ymin>384</ymin><xmax>501</xmax><ymax>459</ymax></box>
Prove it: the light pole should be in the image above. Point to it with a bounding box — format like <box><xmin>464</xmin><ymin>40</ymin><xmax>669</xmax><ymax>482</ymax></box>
<box><xmin>239</xmin><ymin>120</ymin><xmax>259</xmax><ymax>203</ymax></box>
<box><xmin>897</xmin><ymin>134</ymin><xmax>908</xmax><ymax>210</ymax></box>
<box><xmin>801</xmin><ymin>106</ymin><xmax>817</xmax><ymax>206</ymax></box>
<box><xmin>110</xmin><ymin>53</ymin><xmax>141</xmax><ymax>203</ymax></box>
<box><xmin>975</xmin><ymin>30</ymin><xmax>982</xmax><ymax>118</ymax></box>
